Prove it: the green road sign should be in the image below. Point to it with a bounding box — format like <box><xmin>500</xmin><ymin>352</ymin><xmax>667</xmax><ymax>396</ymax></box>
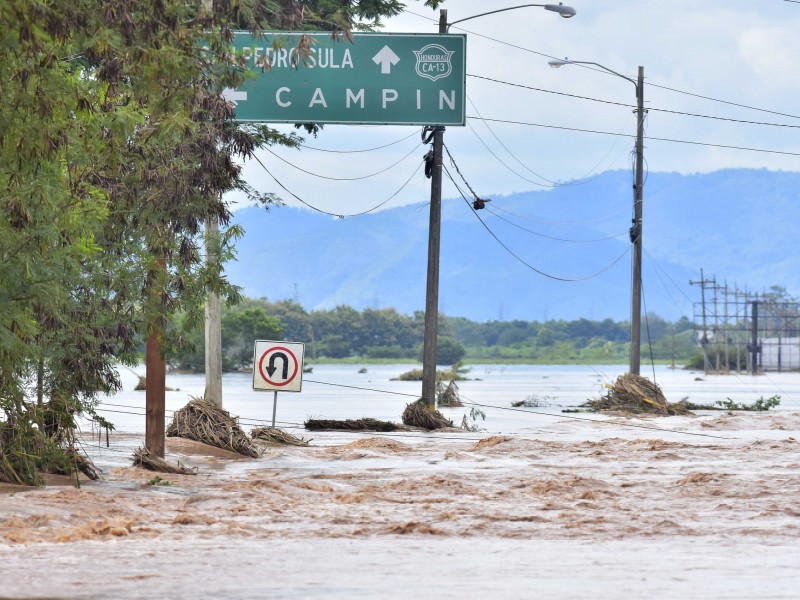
<box><xmin>223</xmin><ymin>32</ymin><xmax>466</xmax><ymax>126</ymax></box>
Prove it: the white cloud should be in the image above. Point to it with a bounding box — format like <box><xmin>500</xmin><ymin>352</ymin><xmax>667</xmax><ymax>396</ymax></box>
<box><xmin>738</xmin><ymin>26</ymin><xmax>800</xmax><ymax>91</ymax></box>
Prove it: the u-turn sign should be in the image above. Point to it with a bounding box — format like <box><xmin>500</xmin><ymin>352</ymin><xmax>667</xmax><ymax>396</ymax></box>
<box><xmin>253</xmin><ymin>340</ymin><xmax>305</xmax><ymax>392</ymax></box>
<box><xmin>220</xmin><ymin>31</ymin><xmax>466</xmax><ymax>126</ymax></box>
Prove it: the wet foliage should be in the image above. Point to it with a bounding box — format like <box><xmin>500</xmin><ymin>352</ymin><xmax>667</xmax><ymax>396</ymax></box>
<box><xmin>2</xmin><ymin>0</ymin><xmax>439</xmax><ymax>485</ymax></box>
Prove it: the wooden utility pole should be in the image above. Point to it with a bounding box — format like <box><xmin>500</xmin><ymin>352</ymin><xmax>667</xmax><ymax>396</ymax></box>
<box><xmin>629</xmin><ymin>66</ymin><xmax>645</xmax><ymax>376</ymax></box>
<box><xmin>205</xmin><ymin>215</ymin><xmax>223</xmax><ymax>406</ymax></box>
<box><xmin>145</xmin><ymin>257</ymin><xmax>167</xmax><ymax>458</ymax></box>
<box><xmin>421</xmin><ymin>9</ymin><xmax>447</xmax><ymax>410</ymax></box>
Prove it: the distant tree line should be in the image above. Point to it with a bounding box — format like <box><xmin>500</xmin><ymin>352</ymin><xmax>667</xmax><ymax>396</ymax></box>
<box><xmin>169</xmin><ymin>297</ymin><xmax>698</xmax><ymax>369</ymax></box>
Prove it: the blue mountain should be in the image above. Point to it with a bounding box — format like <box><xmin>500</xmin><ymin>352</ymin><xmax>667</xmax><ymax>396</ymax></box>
<box><xmin>227</xmin><ymin>169</ymin><xmax>800</xmax><ymax>322</ymax></box>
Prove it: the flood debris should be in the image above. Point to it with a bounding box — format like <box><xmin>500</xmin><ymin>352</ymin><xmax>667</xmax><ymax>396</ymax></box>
<box><xmin>678</xmin><ymin>395</ymin><xmax>781</xmax><ymax>412</ymax></box>
<box><xmin>166</xmin><ymin>396</ymin><xmax>259</xmax><ymax>458</ymax></box>
<box><xmin>402</xmin><ymin>400</ymin><xmax>454</xmax><ymax>430</ymax></box>
<box><xmin>586</xmin><ymin>374</ymin><xmax>692</xmax><ymax>416</ymax></box>
<box><xmin>437</xmin><ymin>380</ymin><xmax>463</xmax><ymax>407</ymax></box>
<box><xmin>304</xmin><ymin>418</ymin><xmax>403</xmax><ymax>432</ymax></box>
<box><xmin>64</xmin><ymin>449</ymin><xmax>101</xmax><ymax>481</ymax></box>
<box><xmin>131</xmin><ymin>447</ymin><xmax>195</xmax><ymax>475</ymax></box>
<box><xmin>251</xmin><ymin>426</ymin><xmax>311</xmax><ymax>446</ymax></box>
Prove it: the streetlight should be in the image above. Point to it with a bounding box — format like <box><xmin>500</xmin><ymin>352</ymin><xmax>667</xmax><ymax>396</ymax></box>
<box><xmin>447</xmin><ymin>4</ymin><xmax>576</xmax><ymax>30</ymax></box>
<box><xmin>420</xmin><ymin>4</ymin><xmax>577</xmax><ymax>409</ymax></box>
<box><xmin>548</xmin><ymin>58</ymin><xmax>645</xmax><ymax>375</ymax></box>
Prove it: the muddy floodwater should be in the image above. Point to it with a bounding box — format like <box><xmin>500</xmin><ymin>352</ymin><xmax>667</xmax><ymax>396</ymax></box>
<box><xmin>1</xmin><ymin>365</ymin><xmax>799</xmax><ymax>598</ymax></box>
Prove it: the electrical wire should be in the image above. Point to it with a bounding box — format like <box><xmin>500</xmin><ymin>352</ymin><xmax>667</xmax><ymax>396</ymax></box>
<box><xmin>444</xmin><ymin>165</ymin><xmax>631</xmax><ymax>282</ymax></box>
<box><xmin>644</xmin><ymin>250</ymin><xmax>694</xmax><ymax>315</ymax></box>
<box><xmin>89</xmin><ymin>386</ymin><xmax>737</xmax><ymax>444</ymax></box>
<box><xmin>465</xmin><ymin>120</ymin><xmax>557</xmax><ymax>188</ymax></box>
<box><xmin>490</xmin><ymin>202</ymin><xmax>630</xmax><ymax>227</ymax></box>
<box><xmin>253</xmin><ymin>153</ymin><xmax>424</xmax><ymax>217</ymax></box>
<box><xmin>466</xmin><ymin>98</ymin><xmax>634</xmax><ymax>189</ymax></box>
<box><xmin>466</xmin><ymin>97</ymin><xmax>559</xmax><ymax>186</ymax></box>
<box><xmin>403</xmin><ymin>8</ymin><xmax>800</xmax><ymax>123</ymax></box>
<box><xmin>484</xmin><ymin>206</ymin><xmax>628</xmax><ymax>243</ymax></box>
<box><xmin>304</xmin><ymin>379</ymin><xmax>419</xmax><ymax>398</ymax></box>
<box><xmin>642</xmin><ymin>281</ymin><xmax>658</xmax><ymax>383</ymax></box>
<box><xmin>263</xmin><ymin>141</ymin><xmax>421</xmax><ymax>181</ymax></box>
<box><xmin>467</xmin><ymin>115</ymin><xmax>800</xmax><ymax>157</ymax></box>
<box><xmin>469</xmin><ymin>73</ymin><xmax>800</xmax><ymax>129</ymax></box>
<box><xmin>456</xmin><ymin>392</ymin><xmax>733</xmax><ymax>440</ymax></box>
<box><xmin>298</xmin><ymin>131</ymin><xmax>418</xmax><ymax>153</ymax></box>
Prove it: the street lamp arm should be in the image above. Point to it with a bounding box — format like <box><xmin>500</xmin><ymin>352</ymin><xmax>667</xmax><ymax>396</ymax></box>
<box><xmin>447</xmin><ymin>3</ymin><xmax>576</xmax><ymax>30</ymax></box>
<box><xmin>548</xmin><ymin>59</ymin><xmax>637</xmax><ymax>90</ymax></box>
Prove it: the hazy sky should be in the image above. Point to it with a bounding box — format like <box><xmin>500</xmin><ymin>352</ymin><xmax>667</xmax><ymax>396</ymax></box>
<box><xmin>233</xmin><ymin>0</ymin><xmax>800</xmax><ymax>214</ymax></box>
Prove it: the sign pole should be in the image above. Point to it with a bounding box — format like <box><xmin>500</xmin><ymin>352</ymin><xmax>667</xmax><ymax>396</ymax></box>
<box><xmin>272</xmin><ymin>391</ymin><xmax>278</xmax><ymax>428</ymax></box>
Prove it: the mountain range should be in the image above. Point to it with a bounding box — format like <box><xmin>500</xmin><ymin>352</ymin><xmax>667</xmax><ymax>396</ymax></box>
<box><xmin>226</xmin><ymin>168</ymin><xmax>800</xmax><ymax>322</ymax></box>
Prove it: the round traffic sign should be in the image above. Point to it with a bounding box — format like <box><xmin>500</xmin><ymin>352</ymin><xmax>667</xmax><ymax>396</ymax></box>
<box><xmin>257</xmin><ymin>346</ymin><xmax>300</xmax><ymax>387</ymax></box>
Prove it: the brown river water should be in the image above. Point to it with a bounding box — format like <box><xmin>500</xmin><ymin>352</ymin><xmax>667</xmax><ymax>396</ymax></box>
<box><xmin>1</xmin><ymin>365</ymin><xmax>799</xmax><ymax>598</ymax></box>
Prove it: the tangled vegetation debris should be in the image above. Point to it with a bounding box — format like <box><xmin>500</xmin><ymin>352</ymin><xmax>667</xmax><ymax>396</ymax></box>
<box><xmin>166</xmin><ymin>396</ymin><xmax>258</xmax><ymax>458</ymax></box>
<box><xmin>437</xmin><ymin>380</ymin><xmax>463</xmax><ymax>407</ymax></box>
<box><xmin>132</xmin><ymin>446</ymin><xmax>195</xmax><ymax>474</ymax></box>
<box><xmin>393</xmin><ymin>362</ymin><xmax>472</xmax><ymax>382</ymax></box>
<box><xmin>585</xmin><ymin>374</ymin><xmax>692</xmax><ymax>416</ymax></box>
<box><xmin>679</xmin><ymin>395</ymin><xmax>781</xmax><ymax>412</ymax></box>
<box><xmin>251</xmin><ymin>426</ymin><xmax>310</xmax><ymax>446</ymax></box>
<box><xmin>304</xmin><ymin>418</ymin><xmax>403</xmax><ymax>432</ymax></box>
<box><xmin>402</xmin><ymin>400</ymin><xmax>454</xmax><ymax>430</ymax></box>
<box><xmin>511</xmin><ymin>394</ymin><xmax>555</xmax><ymax>408</ymax></box>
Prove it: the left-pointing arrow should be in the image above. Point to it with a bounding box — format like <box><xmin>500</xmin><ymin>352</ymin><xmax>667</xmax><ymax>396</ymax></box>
<box><xmin>221</xmin><ymin>87</ymin><xmax>248</xmax><ymax>106</ymax></box>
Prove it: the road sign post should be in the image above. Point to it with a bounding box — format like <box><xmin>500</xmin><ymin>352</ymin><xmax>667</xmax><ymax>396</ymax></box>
<box><xmin>222</xmin><ymin>32</ymin><xmax>466</xmax><ymax>125</ymax></box>
<box><xmin>253</xmin><ymin>340</ymin><xmax>305</xmax><ymax>427</ymax></box>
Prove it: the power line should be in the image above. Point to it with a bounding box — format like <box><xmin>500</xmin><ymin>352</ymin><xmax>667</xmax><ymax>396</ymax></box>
<box><xmin>253</xmin><ymin>153</ymin><xmax>423</xmax><ymax>217</ymax></box>
<box><xmin>485</xmin><ymin>206</ymin><xmax>628</xmax><ymax>244</ymax></box>
<box><xmin>466</xmin><ymin>120</ymin><xmax>556</xmax><ymax>188</ymax></box>
<box><xmin>467</xmin><ymin>97</ymin><xmax>559</xmax><ymax>186</ymax></box>
<box><xmin>304</xmin><ymin>379</ymin><xmax>419</xmax><ymax>398</ymax></box>
<box><xmin>457</xmin><ymin>394</ymin><xmax>732</xmax><ymax>440</ymax></box>
<box><xmin>468</xmin><ymin>95</ymin><xmax>633</xmax><ymax>188</ymax></box>
<box><xmin>469</xmin><ymin>73</ymin><xmax>800</xmax><ymax>129</ymax></box>
<box><xmin>490</xmin><ymin>202</ymin><xmax>630</xmax><ymax>227</ymax></box>
<box><xmin>443</xmin><ymin>164</ymin><xmax>631</xmax><ymax>282</ymax></box>
<box><xmin>467</xmin><ymin>115</ymin><xmax>800</xmax><ymax>157</ymax></box>
<box><xmin>298</xmin><ymin>131</ymin><xmax>418</xmax><ymax>153</ymax></box>
<box><xmin>403</xmin><ymin>8</ymin><xmax>800</xmax><ymax>122</ymax></box>
<box><xmin>644</xmin><ymin>249</ymin><xmax>695</xmax><ymax>310</ymax></box>
<box><xmin>264</xmin><ymin>141</ymin><xmax>421</xmax><ymax>181</ymax></box>
<box><xmin>647</xmin><ymin>81</ymin><xmax>800</xmax><ymax>122</ymax></box>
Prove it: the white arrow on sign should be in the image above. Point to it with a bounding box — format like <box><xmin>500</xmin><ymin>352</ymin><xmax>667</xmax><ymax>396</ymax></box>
<box><xmin>221</xmin><ymin>87</ymin><xmax>248</xmax><ymax>106</ymax></box>
<box><xmin>372</xmin><ymin>45</ymin><xmax>400</xmax><ymax>74</ymax></box>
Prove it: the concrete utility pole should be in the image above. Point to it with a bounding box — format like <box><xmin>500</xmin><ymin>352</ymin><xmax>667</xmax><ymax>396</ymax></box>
<box><xmin>205</xmin><ymin>215</ymin><xmax>223</xmax><ymax>406</ymax></box>
<box><xmin>421</xmin><ymin>9</ymin><xmax>447</xmax><ymax>410</ymax></box>
<box><xmin>421</xmin><ymin>4</ymin><xmax>575</xmax><ymax>407</ymax></box>
<box><xmin>629</xmin><ymin>65</ymin><xmax>645</xmax><ymax>376</ymax></box>
<box><xmin>549</xmin><ymin>58</ymin><xmax>642</xmax><ymax>375</ymax></box>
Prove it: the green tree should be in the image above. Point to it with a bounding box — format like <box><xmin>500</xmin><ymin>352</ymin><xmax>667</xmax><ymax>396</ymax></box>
<box><xmin>222</xmin><ymin>307</ymin><xmax>284</xmax><ymax>369</ymax></box>
<box><xmin>1</xmin><ymin>0</ymin><xmax>444</xmax><ymax>485</ymax></box>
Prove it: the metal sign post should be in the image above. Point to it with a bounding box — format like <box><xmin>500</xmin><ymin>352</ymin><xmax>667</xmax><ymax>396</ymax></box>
<box><xmin>222</xmin><ymin>32</ymin><xmax>466</xmax><ymax>125</ymax></box>
<box><xmin>253</xmin><ymin>340</ymin><xmax>305</xmax><ymax>427</ymax></box>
